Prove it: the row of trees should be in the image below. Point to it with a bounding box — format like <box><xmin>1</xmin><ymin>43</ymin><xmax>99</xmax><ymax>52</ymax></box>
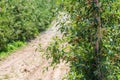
<box><xmin>0</xmin><ymin>0</ymin><xmax>55</xmax><ymax>52</ymax></box>
<box><xmin>47</xmin><ymin>0</ymin><xmax>120</xmax><ymax>80</ymax></box>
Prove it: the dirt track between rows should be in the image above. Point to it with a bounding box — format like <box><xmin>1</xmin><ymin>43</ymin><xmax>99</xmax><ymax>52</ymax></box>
<box><xmin>0</xmin><ymin>14</ymin><xmax>70</xmax><ymax>80</ymax></box>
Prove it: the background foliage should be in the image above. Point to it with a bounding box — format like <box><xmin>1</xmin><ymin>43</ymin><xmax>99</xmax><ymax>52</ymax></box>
<box><xmin>47</xmin><ymin>0</ymin><xmax>120</xmax><ymax>80</ymax></box>
<box><xmin>0</xmin><ymin>0</ymin><xmax>55</xmax><ymax>52</ymax></box>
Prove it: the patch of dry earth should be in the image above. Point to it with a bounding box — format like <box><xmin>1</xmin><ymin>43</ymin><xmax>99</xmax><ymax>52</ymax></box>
<box><xmin>0</xmin><ymin>17</ymin><xmax>70</xmax><ymax>80</ymax></box>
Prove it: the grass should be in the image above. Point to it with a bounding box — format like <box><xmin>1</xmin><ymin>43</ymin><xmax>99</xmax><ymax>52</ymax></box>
<box><xmin>0</xmin><ymin>41</ymin><xmax>26</xmax><ymax>60</ymax></box>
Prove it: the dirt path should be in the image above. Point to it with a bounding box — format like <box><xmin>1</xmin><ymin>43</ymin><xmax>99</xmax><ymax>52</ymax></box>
<box><xmin>0</xmin><ymin>13</ymin><xmax>70</xmax><ymax>80</ymax></box>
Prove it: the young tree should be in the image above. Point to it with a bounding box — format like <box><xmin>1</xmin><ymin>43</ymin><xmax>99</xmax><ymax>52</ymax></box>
<box><xmin>47</xmin><ymin>0</ymin><xmax>120</xmax><ymax>80</ymax></box>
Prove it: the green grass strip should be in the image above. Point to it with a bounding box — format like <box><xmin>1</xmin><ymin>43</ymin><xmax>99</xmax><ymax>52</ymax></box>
<box><xmin>0</xmin><ymin>41</ymin><xmax>26</xmax><ymax>59</ymax></box>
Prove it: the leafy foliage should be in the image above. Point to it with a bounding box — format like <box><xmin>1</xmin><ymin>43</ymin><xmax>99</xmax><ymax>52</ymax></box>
<box><xmin>0</xmin><ymin>0</ymin><xmax>55</xmax><ymax>51</ymax></box>
<box><xmin>47</xmin><ymin>0</ymin><xmax>120</xmax><ymax>80</ymax></box>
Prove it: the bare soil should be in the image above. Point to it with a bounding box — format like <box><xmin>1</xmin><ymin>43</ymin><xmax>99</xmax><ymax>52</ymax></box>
<box><xmin>0</xmin><ymin>19</ymin><xmax>69</xmax><ymax>80</ymax></box>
